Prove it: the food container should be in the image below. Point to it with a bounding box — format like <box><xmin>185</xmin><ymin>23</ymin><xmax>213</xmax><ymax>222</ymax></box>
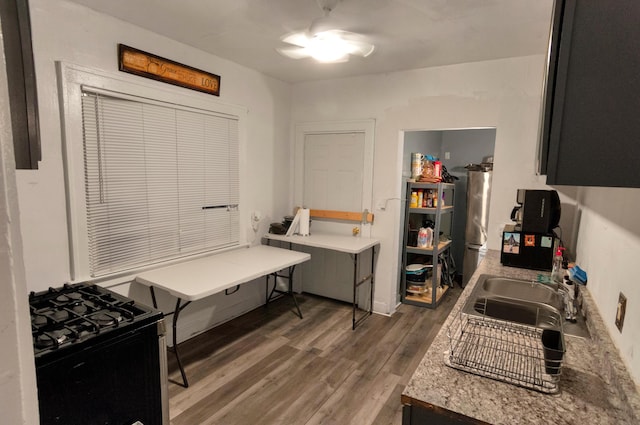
<box><xmin>407</xmin><ymin>283</ymin><xmax>430</xmax><ymax>295</ymax></box>
<box><xmin>405</xmin><ymin>264</ymin><xmax>432</xmax><ymax>283</ymax></box>
<box><xmin>282</xmin><ymin>215</ymin><xmax>295</xmax><ymax>230</ymax></box>
<box><xmin>411</xmin><ymin>153</ymin><xmax>423</xmax><ymax>179</ymax></box>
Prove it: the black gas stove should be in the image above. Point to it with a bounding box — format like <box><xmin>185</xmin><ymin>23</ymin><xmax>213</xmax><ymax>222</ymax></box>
<box><xmin>30</xmin><ymin>283</ymin><xmax>161</xmax><ymax>360</ymax></box>
<box><xmin>30</xmin><ymin>283</ymin><xmax>168</xmax><ymax>425</ymax></box>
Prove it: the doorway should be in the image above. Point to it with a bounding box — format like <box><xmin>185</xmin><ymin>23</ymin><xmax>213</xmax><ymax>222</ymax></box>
<box><xmin>292</xmin><ymin>120</ymin><xmax>375</xmax><ymax>302</ymax></box>
<box><xmin>398</xmin><ymin>128</ymin><xmax>496</xmax><ymax>302</ymax></box>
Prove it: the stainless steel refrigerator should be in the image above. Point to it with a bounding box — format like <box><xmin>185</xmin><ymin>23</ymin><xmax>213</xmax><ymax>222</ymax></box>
<box><xmin>462</xmin><ymin>165</ymin><xmax>492</xmax><ymax>286</ymax></box>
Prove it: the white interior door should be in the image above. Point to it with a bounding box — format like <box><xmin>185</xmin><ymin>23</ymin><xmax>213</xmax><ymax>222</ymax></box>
<box><xmin>293</xmin><ymin>120</ymin><xmax>375</xmax><ymax>303</ymax></box>
<box><xmin>294</xmin><ymin>120</ymin><xmax>375</xmax><ymax>236</ymax></box>
<box><xmin>303</xmin><ymin>132</ymin><xmax>364</xmax><ymax>212</ymax></box>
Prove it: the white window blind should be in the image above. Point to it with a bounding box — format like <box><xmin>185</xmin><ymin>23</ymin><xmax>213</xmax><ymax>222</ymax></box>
<box><xmin>81</xmin><ymin>90</ymin><xmax>239</xmax><ymax>277</ymax></box>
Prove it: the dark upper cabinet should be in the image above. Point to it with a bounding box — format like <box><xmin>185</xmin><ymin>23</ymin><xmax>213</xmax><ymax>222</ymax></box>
<box><xmin>539</xmin><ymin>0</ymin><xmax>640</xmax><ymax>188</ymax></box>
<box><xmin>0</xmin><ymin>0</ymin><xmax>40</xmax><ymax>170</ymax></box>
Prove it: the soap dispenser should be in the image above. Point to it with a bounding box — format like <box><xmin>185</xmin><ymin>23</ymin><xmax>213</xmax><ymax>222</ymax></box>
<box><xmin>551</xmin><ymin>246</ymin><xmax>565</xmax><ymax>284</ymax></box>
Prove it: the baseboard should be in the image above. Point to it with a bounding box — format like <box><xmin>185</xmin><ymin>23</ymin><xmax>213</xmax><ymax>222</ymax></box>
<box><xmin>373</xmin><ymin>300</ymin><xmax>392</xmax><ymax>316</ymax></box>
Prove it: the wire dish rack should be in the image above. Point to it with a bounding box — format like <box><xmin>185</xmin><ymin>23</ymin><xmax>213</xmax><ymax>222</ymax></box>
<box><xmin>445</xmin><ymin>298</ymin><xmax>565</xmax><ymax>394</ymax></box>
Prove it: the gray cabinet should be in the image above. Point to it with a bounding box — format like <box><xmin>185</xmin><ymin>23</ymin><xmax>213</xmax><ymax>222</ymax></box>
<box><xmin>401</xmin><ymin>182</ymin><xmax>454</xmax><ymax>309</ymax></box>
<box><xmin>402</xmin><ymin>404</ymin><xmax>481</xmax><ymax>425</ymax></box>
<box><xmin>540</xmin><ymin>0</ymin><xmax>640</xmax><ymax>187</ymax></box>
<box><xmin>0</xmin><ymin>0</ymin><xmax>41</xmax><ymax>169</ymax></box>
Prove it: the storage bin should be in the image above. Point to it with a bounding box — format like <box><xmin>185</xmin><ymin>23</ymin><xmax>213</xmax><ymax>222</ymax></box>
<box><xmin>405</xmin><ymin>264</ymin><xmax>432</xmax><ymax>283</ymax></box>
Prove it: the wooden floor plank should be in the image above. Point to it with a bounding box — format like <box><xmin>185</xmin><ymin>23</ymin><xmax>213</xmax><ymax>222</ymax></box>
<box><xmin>201</xmin><ymin>349</ymin><xmax>321</xmax><ymax>425</ymax></box>
<box><xmin>168</xmin><ymin>287</ymin><xmax>461</xmax><ymax>424</ymax></box>
<box><xmin>171</xmin><ymin>344</ymin><xmax>299</xmax><ymax>425</ymax></box>
<box><xmin>169</xmin><ymin>335</ymin><xmax>290</xmax><ymax>411</ymax></box>
<box><xmin>265</xmin><ymin>357</ymin><xmax>359</xmax><ymax>425</ymax></box>
<box><xmin>371</xmin><ymin>383</ymin><xmax>407</xmax><ymax>425</ymax></box>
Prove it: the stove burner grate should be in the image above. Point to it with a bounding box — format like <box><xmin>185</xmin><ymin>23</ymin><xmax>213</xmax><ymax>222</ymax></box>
<box><xmin>30</xmin><ymin>282</ymin><xmax>158</xmax><ymax>356</ymax></box>
<box><xmin>35</xmin><ymin>328</ymin><xmax>71</xmax><ymax>349</ymax></box>
<box><xmin>89</xmin><ymin>311</ymin><xmax>121</xmax><ymax>327</ymax></box>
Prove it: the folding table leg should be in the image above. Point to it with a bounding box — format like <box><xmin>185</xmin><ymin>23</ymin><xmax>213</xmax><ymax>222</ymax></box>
<box><xmin>171</xmin><ymin>298</ymin><xmax>190</xmax><ymax>388</ymax></box>
<box><xmin>149</xmin><ymin>287</ymin><xmax>191</xmax><ymax>388</ymax></box>
<box><xmin>265</xmin><ymin>265</ymin><xmax>302</xmax><ymax>319</ymax></box>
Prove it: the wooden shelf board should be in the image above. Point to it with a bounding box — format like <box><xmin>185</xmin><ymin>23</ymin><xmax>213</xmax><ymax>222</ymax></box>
<box><xmin>409</xmin><ymin>206</ymin><xmax>454</xmax><ymax>213</ymax></box>
<box><xmin>406</xmin><ymin>240</ymin><xmax>451</xmax><ymax>252</ymax></box>
<box><xmin>405</xmin><ymin>285</ymin><xmax>449</xmax><ymax>305</ymax></box>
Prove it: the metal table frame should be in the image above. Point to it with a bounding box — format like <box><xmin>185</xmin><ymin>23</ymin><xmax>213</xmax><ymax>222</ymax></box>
<box><xmin>350</xmin><ymin>248</ymin><xmax>377</xmax><ymax>329</ymax></box>
<box><xmin>136</xmin><ymin>245</ymin><xmax>310</xmax><ymax>388</ymax></box>
<box><xmin>264</xmin><ymin>233</ymin><xmax>379</xmax><ymax>330</ymax></box>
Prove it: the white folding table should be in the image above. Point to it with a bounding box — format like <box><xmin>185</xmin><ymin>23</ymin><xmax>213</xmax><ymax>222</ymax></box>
<box><xmin>263</xmin><ymin>233</ymin><xmax>380</xmax><ymax>330</ymax></box>
<box><xmin>135</xmin><ymin>244</ymin><xmax>310</xmax><ymax>387</ymax></box>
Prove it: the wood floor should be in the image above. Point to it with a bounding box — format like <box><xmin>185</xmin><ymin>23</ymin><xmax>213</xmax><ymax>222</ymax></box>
<box><xmin>167</xmin><ymin>286</ymin><xmax>462</xmax><ymax>425</ymax></box>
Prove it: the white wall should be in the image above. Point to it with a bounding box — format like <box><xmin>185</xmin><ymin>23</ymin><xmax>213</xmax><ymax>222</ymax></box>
<box><xmin>291</xmin><ymin>56</ymin><xmax>640</xmax><ymax>385</ymax></box>
<box><xmin>291</xmin><ymin>55</ymin><xmax>554</xmax><ymax>315</ymax></box>
<box><xmin>12</xmin><ymin>0</ymin><xmax>640</xmax><ymax>390</ymax></box>
<box><xmin>17</xmin><ymin>0</ymin><xmax>293</xmax><ymax>342</ymax></box>
<box><xmin>572</xmin><ymin>187</ymin><xmax>640</xmax><ymax>384</ymax></box>
<box><xmin>0</xmin><ymin>27</ymin><xmax>39</xmax><ymax>424</ymax></box>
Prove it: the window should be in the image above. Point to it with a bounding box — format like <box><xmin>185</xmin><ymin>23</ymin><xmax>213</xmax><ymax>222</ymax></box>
<box><xmin>80</xmin><ymin>89</ymin><xmax>239</xmax><ymax>277</ymax></box>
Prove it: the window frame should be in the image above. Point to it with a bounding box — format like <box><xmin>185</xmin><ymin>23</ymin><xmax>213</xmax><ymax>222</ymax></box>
<box><xmin>58</xmin><ymin>62</ymin><xmax>248</xmax><ymax>284</ymax></box>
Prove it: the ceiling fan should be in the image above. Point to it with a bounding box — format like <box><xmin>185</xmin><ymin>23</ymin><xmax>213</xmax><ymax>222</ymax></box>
<box><xmin>277</xmin><ymin>0</ymin><xmax>375</xmax><ymax>63</ymax></box>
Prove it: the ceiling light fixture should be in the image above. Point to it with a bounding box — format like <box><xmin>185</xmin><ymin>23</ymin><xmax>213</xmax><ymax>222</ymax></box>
<box><xmin>277</xmin><ymin>1</ymin><xmax>375</xmax><ymax>63</ymax></box>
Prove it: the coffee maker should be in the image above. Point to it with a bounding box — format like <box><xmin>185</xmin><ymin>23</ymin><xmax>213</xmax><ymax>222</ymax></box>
<box><xmin>510</xmin><ymin>189</ymin><xmax>561</xmax><ymax>233</ymax></box>
<box><xmin>502</xmin><ymin>189</ymin><xmax>561</xmax><ymax>271</ymax></box>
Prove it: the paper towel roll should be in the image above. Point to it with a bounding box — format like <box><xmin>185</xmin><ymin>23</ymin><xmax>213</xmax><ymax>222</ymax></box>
<box><xmin>299</xmin><ymin>208</ymin><xmax>310</xmax><ymax>236</ymax></box>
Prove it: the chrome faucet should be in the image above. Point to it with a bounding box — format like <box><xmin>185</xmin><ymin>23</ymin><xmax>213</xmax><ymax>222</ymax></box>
<box><xmin>556</xmin><ymin>279</ymin><xmax>577</xmax><ymax>322</ymax></box>
<box><xmin>535</xmin><ymin>274</ymin><xmax>577</xmax><ymax>322</ymax></box>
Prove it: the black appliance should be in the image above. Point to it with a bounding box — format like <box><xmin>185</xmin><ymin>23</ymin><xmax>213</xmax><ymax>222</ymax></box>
<box><xmin>30</xmin><ymin>283</ymin><xmax>168</xmax><ymax>425</ymax></box>
<box><xmin>501</xmin><ymin>224</ymin><xmax>557</xmax><ymax>271</ymax></box>
<box><xmin>510</xmin><ymin>189</ymin><xmax>561</xmax><ymax>233</ymax></box>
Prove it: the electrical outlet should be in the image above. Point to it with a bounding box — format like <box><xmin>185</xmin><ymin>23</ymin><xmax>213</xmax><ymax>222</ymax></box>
<box><xmin>615</xmin><ymin>292</ymin><xmax>627</xmax><ymax>332</ymax></box>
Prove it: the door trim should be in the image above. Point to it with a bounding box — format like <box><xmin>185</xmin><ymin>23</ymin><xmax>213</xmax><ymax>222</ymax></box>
<box><xmin>294</xmin><ymin>120</ymin><xmax>375</xmax><ymax>234</ymax></box>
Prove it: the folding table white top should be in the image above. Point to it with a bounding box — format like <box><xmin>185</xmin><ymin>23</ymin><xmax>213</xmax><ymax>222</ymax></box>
<box><xmin>135</xmin><ymin>245</ymin><xmax>310</xmax><ymax>301</ymax></box>
<box><xmin>263</xmin><ymin>233</ymin><xmax>379</xmax><ymax>254</ymax></box>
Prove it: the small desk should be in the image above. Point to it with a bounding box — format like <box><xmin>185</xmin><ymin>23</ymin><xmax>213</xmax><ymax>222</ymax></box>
<box><xmin>135</xmin><ymin>245</ymin><xmax>310</xmax><ymax>387</ymax></box>
<box><xmin>263</xmin><ymin>233</ymin><xmax>379</xmax><ymax>330</ymax></box>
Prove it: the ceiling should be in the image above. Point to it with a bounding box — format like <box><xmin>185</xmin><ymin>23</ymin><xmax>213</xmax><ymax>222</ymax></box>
<box><xmin>65</xmin><ymin>0</ymin><xmax>554</xmax><ymax>84</ymax></box>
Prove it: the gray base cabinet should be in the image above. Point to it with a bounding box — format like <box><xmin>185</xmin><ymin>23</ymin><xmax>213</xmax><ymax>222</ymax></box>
<box><xmin>402</xmin><ymin>404</ymin><xmax>487</xmax><ymax>425</ymax></box>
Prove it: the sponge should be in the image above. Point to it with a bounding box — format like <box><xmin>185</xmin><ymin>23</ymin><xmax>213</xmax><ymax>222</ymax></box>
<box><xmin>568</xmin><ymin>265</ymin><xmax>587</xmax><ymax>285</ymax></box>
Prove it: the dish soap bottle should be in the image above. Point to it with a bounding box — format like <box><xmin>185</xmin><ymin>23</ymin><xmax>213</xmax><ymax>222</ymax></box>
<box><xmin>551</xmin><ymin>246</ymin><xmax>565</xmax><ymax>284</ymax></box>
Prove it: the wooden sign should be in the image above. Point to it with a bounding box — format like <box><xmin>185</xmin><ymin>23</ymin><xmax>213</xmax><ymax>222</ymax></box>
<box><xmin>118</xmin><ymin>44</ymin><xmax>220</xmax><ymax>96</ymax></box>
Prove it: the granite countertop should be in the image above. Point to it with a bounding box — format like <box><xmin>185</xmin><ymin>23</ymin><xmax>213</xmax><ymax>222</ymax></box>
<box><xmin>402</xmin><ymin>250</ymin><xmax>640</xmax><ymax>424</ymax></box>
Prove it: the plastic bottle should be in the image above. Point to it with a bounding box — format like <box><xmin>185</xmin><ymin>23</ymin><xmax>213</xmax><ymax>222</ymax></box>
<box><xmin>551</xmin><ymin>246</ymin><xmax>565</xmax><ymax>283</ymax></box>
<box><xmin>411</xmin><ymin>153</ymin><xmax>423</xmax><ymax>179</ymax></box>
<box><xmin>425</xmin><ymin>227</ymin><xmax>433</xmax><ymax>247</ymax></box>
<box><xmin>417</xmin><ymin>227</ymin><xmax>428</xmax><ymax>248</ymax></box>
<box><xmin>410</xmin><ymin>191</ymin><xmax>418</xmax><ymax>208</ymax></box>
<box><xmin>417</xmin><ymin>190</ymin><xmax>423</xmax><ymax>208</ymax></box>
